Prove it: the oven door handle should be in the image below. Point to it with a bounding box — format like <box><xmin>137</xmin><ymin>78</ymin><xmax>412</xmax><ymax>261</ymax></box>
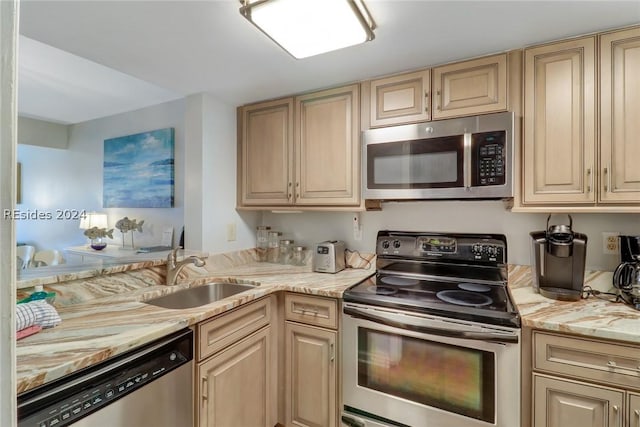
<box><xmin>344</xmin><ymin>306</ymin><xmax>519</xmax><ymax>344</ymax></box>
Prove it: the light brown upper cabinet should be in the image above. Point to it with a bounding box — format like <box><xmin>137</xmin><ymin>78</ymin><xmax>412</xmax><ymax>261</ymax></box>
<box><xmin>521</xmin><ymin>26</ymin><xmax>640</xmax><ymax>210</ymax></box>
<box><xmin>238</xmin><ymin>84</ymin><xmax>360</xmax><ymax>209</ymax></box>
<box><xmin>522</xmin><ymin>37</ymin><xmax>597</xmax><ymax>205</ymax></box>
<box><xmin>432</xmin><ymin>54</ymin><xmax>507</xmax><ymax>120</ymax></box>
<box><xmin>239</xmin><ymin>97</ymin><xmax>294</xmax><ymax>206</ymax></box>
<box><xmin>599</xmin><ymin>26</ymin><xmax>640</xmax><ymax>204</ymax></box>
<box><xmin>369</xmin><ymin>69</ymin><xmax>431</xmax><ymax>127</ymax></box>
<box><xmin>295</xmin><ymin>84</ymin><xmax>360</xmax><ymax>206</ymax></box>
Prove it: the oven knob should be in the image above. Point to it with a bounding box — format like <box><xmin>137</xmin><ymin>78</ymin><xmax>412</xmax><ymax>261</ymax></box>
<box><xmin>393</xmin><ymin>240</ymin><xmax>401</xmax><ymax>249</ymax></box>
<box><xmin>381</xmin><ymin>240</ymin><xmax>390</xmax><ymax>249</ymax></box>
<box><xmin>487</xmin><ymin>246</ymin><xmax>497</xmax><ymax>256</ymax></box>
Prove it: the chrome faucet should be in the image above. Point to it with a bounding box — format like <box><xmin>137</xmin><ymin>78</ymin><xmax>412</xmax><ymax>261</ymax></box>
<box><xmin>166</xmin><ymin>248</ymin><xmax>206</xmax><ymax>286</ymax></box>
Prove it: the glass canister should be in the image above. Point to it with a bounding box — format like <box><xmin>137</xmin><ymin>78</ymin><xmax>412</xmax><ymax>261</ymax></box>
<box><xmin>267</xmin><ymin>231</ymin><xmax>282</xmax><ymax>263</ymax></box>
<box><xmin>256</xmin><ymin>226</ymin><xmax>271</xmax><ymax>262</ymax></box>
<box><xmin>291</xmin><ymin>246</ymin><xmax>307</xmax><ymax>266</ymax></box>
<box><xmin>279</xmin><ymin>240</ymin><xmax>294</xmax><ymax>264</ymax></box>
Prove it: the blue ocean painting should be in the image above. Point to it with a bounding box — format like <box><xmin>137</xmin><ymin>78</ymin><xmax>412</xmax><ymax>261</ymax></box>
<box><xmin>103</xmin><ymin>128</ymin><xmax>174</xmax><ymax>208</ymax></box>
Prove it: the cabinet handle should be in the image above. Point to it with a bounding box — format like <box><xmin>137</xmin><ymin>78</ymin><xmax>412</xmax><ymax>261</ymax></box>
<box><xmin>300</xmin><ymin>306</ymin><xmax>320</xmax><ymax>315</ymax></box>
<box><xmin>634</xmin><ymin>409</ymin><xmax>640</xmax><ymax>427</ymax></box>
<box><xmin>604</xmin><ymin>167</ymin><xmax>609</xmax><ymax>192</ymax></box>
<box><xmin>436</xmin><ymin>90</ymin><xmax>441</xmax><ymax>110</ymax></box>
<box><xmin>613</xmin><ymin>404</ymin><xmax>620</xmax><ymax>427</ymax></box>
<box><xmin>607</xmin><ymin>360</ymin><xmax>640</xmax><ymax>373</ymax></box>
<box><xmin>288</xmin><ymin>182</ymin><xmax>292</xmax><ymax>201</ymax></box>
<box><xmin>330</xmin><ymin>343</ymin><xmax>335</xmax><ymax>363</ymax></box>
<box><xmin>586</xmin><ymin>168</ymin><xmax>592</xmax><ymax>193</ymax></box>
<box><xmin>424</xmin><ymin>90</ymin><xmax>429</xmax><ymax>113</ymax></box>
<box><xmin>201</xmin><ymin>377</ymin><xmax>208</xmax><ymax>403</ymax></box>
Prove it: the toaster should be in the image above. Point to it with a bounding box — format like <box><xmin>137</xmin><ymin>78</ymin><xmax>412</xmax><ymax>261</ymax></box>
<box><xmin>313</xmin><ymin>240</ymin><xmax>346</xmax><ymax>273</ymax></box>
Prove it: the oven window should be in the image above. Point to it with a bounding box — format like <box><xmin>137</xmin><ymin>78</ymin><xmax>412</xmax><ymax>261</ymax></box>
<box><xmin>357</xmin><ymin>328</ymin><xmax>495</xmax><ymax>423</ymax></box>
<box><xmin>367</xmin><ymin>135</ymin><xmax>464</xmax><ymax>188</ymax></box>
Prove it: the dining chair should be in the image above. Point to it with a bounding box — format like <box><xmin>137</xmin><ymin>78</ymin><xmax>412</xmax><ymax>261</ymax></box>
<box><xmin>16</xmin><ymin>245</ymin><xmax>35</xmax><ymax>269</ymax></box>
<box><xmin>33</xmin><ymin>249</ymin><xmax>63</xmax><ymax>267</ymax></box>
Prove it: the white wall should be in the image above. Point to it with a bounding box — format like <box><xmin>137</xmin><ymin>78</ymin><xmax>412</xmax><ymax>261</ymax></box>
<box><xmin>264</xmin><ymin>201</ymin><xmax>640</xmax><ymax>271</ymax></box>
<box><xmin>184</xmin><ymin>93</ymin><xmax>258</xmax><ymax>254</ymax></box>
<box><xmin>16</xmin><ymin>99</ymin><xmax>186</xmax><ymax>253</ymax></box>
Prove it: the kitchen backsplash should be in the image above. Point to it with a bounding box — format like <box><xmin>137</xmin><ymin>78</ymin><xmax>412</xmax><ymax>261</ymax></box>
<box><xmin>263</xmin><ymin>201</ymin><xmax>640</xmax><ymax>271</ymax></box>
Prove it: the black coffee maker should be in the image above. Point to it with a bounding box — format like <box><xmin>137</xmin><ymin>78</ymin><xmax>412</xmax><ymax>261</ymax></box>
<box><xmin>530</xmin><ymin>215</ymin><xmax>588</xmax><ymax>301</ymax></box>
<box><xmin>613</xmin><ymin>235</ymin><xmax>640</xmax><ymax>309</ymax></box>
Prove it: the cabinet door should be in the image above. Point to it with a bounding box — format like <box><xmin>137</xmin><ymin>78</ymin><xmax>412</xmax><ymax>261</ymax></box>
<box><xmin>295</xmin><ymin>84</ymin><xmax>360</xmax><ymax>206</ymax></box>
<box><xmin>369</xmin><ymin>69</ymin><xmax>431</xmax><ymax>127</ymax></box>
<box><xmin>285</xmin><ymin>322</ymin><xmax>337</xmax><ymax>427</ymax></box>
<box><xmin>600</xmin><ymin>27</ymin><xmax>640</xmax><ymax>204</ymax></box>
<box><xmin>198</xmin><ymin>327</ymin><xmax>276</xmax><ymax>427</ymax></box>
<box><xmin>629</xmin><ymin>392</ymin><xmax>640</xmax><ymax>427</ymax></box>
<box><xmin>523</xmin><ymin>37</ymin><xmax>596</xmax><ymax>204</ymax></box>
<box><xmin>240</xmin><ymin>98</ymin><xmax>294</xmax><ymax>206</ymax></box>
<box><xmin>432</xmin><ymin>54</ymin><xmax>507</xmax><ymax>119</ymax></box>
<box><xmin>533</xmin><ymin>374</ymin><xmax>624</xmax><ymax>427</ymax></box>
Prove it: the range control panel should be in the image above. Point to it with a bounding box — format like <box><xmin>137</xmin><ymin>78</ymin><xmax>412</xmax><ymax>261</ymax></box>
<box><xmin>376</xmin><ymin>231</ymin><xmax>507</xmax><ymax>264</ymax></box>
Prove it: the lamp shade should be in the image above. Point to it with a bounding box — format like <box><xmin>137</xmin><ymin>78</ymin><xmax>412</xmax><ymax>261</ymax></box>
<box><xmin>240</xmin><ymin>0</ymin><xmax>375</xmax><ymax>59</ymax></box>
<box><xmin>79</xmin><ymin>212</ymin><xmax>108</xmax><ymax>230</ymax></box>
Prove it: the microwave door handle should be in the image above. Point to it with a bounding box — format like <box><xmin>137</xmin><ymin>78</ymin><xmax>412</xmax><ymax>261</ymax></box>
<box><xmin>464</xmin><ymin>133</ymin><xmax>472</xmax><ymax>190</ymax></box>
<box><xmin>344</xmin><ymin>306</ymin><xmax>518</xmax><ymax>344</ymax></box>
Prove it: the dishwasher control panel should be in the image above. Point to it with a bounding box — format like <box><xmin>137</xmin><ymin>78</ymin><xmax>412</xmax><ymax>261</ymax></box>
<box><xmin>17</xmin><ymin>329</ymin><xmax>193</xmax><ymax>427</ymax></box>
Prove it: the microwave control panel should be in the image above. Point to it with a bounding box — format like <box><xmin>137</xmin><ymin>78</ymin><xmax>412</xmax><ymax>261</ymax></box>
<box><xmin>473</xmin><ymin>131</ymin><xmax>506</xmax><ymax>186</ymax></box>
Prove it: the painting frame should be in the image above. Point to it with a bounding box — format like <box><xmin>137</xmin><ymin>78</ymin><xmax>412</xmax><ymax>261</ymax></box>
<box><xmin>103</xmin><ymin>128</ymin><xmax>175</xmax><ymax>208</ymax></box>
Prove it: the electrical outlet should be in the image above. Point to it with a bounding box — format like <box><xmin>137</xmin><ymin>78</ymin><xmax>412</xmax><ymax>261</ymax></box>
<box><xmin>602</xmin><ymin>232</ymin><xmax>619</xmax><ymax>255</ymax></box>
<box><xmin>353</xmin><ymin>214</ymin><xmax>362</xmax><ymax>241</ymax></box>
<box><xmin>226</xmin><ymin>223</ymin><xmax>237</xmax><ymax>242</ymax></box>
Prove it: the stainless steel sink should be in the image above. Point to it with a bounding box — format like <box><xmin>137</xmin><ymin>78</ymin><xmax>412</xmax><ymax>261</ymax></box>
<box><xmin>144</xmin><ymin>283</ymin><xmax>255</xmax><ymax>309</ymax></box>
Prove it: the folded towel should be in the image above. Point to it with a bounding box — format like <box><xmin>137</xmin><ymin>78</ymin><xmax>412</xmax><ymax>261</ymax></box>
<box><xmin>16</xmin><ymin>300</ymin><xmax>61</xmax><ymax>332</ymax></box>
<box><xmin>16</xmin><ymin>325</ymin><xmax>42</xmax><ymax>340</ymax></box>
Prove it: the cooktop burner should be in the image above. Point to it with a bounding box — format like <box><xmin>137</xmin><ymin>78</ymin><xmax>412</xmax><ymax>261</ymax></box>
<box><xmin>379</xmin><ymin>276</ymin><xmax>420</xmax><ymax>287</ymax></box>
<box><xmin>436</xmin><ymin>289</ymin><xmax>493</xmax><ymax>307</ymax></box>
<box><xmin>365</xmin><ymin>285</ymin><xmax>397</xmax><ymax>296</ymax></box>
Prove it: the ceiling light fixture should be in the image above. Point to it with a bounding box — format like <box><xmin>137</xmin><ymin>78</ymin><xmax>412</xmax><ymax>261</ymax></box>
<box><xmin>239</xmin><ymin>0</ymin><xmax>375</xmax><ymax>59</ymax></box>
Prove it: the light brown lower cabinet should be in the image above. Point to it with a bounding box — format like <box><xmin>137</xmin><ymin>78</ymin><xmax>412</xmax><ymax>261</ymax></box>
<box><xmin>284</xmin><ymin>322</ymin><xmax>337</xmax><ymax>427</ymax></box>
<box><xmin>196</xmin><ymin>297</ymin><xmax>277</xmax><ymax>427</ymax></box>
<box><xmin>284</xmin><ymin>293</ymin><xmax>339</xmax><ymax>427</ymax></box>
<box><xmin>533</xmin><ymin>374</ymin><xmax>624</xmax><ymax>427</ymax></box>
<box><xmin>629</xmin><ymin>393</ymin><xmax>640</xmax><ymax>427</ymax></box>
<box><xmin>530</xmin><ymin>330</ymin><xmax>640</xmax><ymax>427</ymax></box>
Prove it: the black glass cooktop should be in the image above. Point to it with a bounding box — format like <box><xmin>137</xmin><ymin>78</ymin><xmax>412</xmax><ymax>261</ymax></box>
<box><xmin>344</xmin><ymin>273</ymin><xmax>520</xmax><ymax>328</ymax></box>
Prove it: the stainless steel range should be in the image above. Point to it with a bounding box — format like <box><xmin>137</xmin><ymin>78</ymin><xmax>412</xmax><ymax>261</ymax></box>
<box><xmin>341</xmin><ymin>231</ymin><xmax>520</xmax><ymax>427</ymax></box>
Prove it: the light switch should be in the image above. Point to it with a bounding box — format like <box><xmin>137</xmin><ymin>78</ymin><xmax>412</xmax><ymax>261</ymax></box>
<box><xmin>227</xmin><ymin>223</ymin><xmax>237</xmax><ymax>242</ymax></box>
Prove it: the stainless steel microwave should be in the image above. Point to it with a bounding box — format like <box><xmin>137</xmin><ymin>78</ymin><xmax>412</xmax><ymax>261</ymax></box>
<box><xmin>363</xmin><ymin>111</ymin><xmax>514</xmax><ymax>200</ymax></box>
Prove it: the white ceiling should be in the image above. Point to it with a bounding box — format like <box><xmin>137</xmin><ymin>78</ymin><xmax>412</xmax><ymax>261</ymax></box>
<box><xmin>18</xmin><ymin>0</ymin><xmax>640</xmax><ymax>125</ymax></box>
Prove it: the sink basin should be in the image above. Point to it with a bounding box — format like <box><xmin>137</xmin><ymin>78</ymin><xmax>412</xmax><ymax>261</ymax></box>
<box><xmin>144</xmin><ymin>283</ymin><xmax>255</xmax><ymax>309</ymax></box>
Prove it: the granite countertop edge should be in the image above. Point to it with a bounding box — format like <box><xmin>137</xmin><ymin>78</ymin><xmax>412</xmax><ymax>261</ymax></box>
<box><xmin>17</xmin><ymin>262</ymin><xmax>640</xmax><ymax>394</ymax></box>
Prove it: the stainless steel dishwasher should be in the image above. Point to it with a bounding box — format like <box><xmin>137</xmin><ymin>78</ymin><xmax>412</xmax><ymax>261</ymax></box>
<box><xmin>18</xmin><ymin>328</ymin><xmax>193</xmax><ymax>427</ymax></box>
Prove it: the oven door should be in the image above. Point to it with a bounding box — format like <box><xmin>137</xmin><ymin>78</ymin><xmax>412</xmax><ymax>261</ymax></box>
<box><xmin>341</xmin><ymin>303</ymin><xmax>520</xmax><ymax>427</ymax></box>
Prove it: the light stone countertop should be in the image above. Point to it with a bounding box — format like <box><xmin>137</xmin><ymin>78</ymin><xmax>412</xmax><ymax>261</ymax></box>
<box><xmin>508</xmin><ymin>265</ymin><xmax>640</xmax><ymax>343</ymax></box>
<box><xmin>16</xmin><ymin>249</ymin><xmax>375</xmax><ymax>394</ymax></box>
<box><xmin>16</xmin><ymin>254</ymin><xmax>640</xmax><ymax>395</ymax></box>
